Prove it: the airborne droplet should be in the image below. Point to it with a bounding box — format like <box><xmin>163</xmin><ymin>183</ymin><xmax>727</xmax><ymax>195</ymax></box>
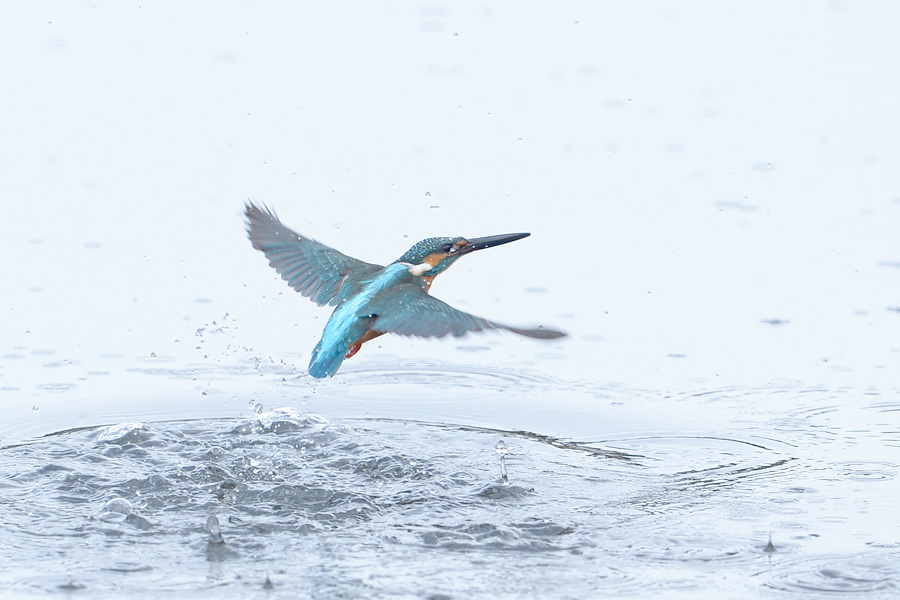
<box><xmin>495</xmin><ymin>440</ymin><xmax>510</xmax><ymax>485</ymax></box>
<box><xmin>206</xmin><ymin>515</ymin><xmax>225</xmax><ymax>545</ymax></box>
<box><xmin>495</xmin><ymin>440</ymin><xmax>509</xmax><ymax>456</ymax></box>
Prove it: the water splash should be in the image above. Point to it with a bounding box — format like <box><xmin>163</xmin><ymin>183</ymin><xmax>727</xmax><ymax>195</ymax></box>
<box><xmin>495</xmin><ymin>439</ymin><xmax>509</xmax><ymax>485</ymax></box>
<box><xmin>0</xmin><ymin>385</ymin><xmax>888</xmax><ymax>598</ymax></box>
<box><xmin>206</xmin><ymin>515</ymin><xmax>225</xmax><ymax>545</ymax></box>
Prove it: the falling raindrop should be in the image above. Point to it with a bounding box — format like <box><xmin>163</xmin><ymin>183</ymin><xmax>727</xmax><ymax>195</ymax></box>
<box><xmin>150</xmin><ymin>352</ymin><xmax>157</xmax><ymax>360</ymax></box>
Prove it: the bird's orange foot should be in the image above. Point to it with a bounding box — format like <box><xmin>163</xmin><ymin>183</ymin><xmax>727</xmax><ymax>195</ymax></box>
<box><xmin>345</xmin><ymin>344</ymin><xmax>362</xmax><ymax>359</ymax></box>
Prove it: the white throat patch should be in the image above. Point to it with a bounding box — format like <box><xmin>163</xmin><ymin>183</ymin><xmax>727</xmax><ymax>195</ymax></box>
<box><xmin>407</xmin><ymin>262</ymin><xmax>432</xmax><ymax>276</ymax></box>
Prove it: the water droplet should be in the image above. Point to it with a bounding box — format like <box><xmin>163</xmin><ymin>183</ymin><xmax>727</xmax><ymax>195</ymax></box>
<box><xmin>255</xmin><ymin>403</ymin><xmax>265</xmax><ymax>415</ymax></box>
<box><xmin>206</xmin><ymin>515</ymin><xmax>225</xmax><ymax>545</ymax></box>
<box><xmin>174</xmin><ymin>339</ymin><xmax>180</xmax><ymax>344</ymax></box>
<box><xmin>495</xmin><ymin>440</ymin><xmax>508</xmax><ymax>456</ymax></box>
<box><xmin>425</xmin><ymin>191</ymin><xmax>431</xmax><ymax>196</ymax></box>
<box><xmin>103</xmin><ymin>497</ymin><xmax>133</xmax><ymax>515</ymax></box>
<box><xmin>32</xmin><ymin>405</ymin><xmax>39</xmax><ymax>412</ymax></box>
<box><xmin>429</xmin><ymin>205</ymin><xmax>440</xmax><ymax>210</ymax></box>
<box><xmin>248</xmin><ymin>399</ymin><xmax>256</xmax><ymax>409</ymax></box>
<box><xmin>495</xmin><ymin>440</ymin><xmax>510</xmax><ymax>485</ymax></box>
<box><xmin>149</xmin><ymin>352</ymin><xmax>157</xmax><ymax>360</ymax></box>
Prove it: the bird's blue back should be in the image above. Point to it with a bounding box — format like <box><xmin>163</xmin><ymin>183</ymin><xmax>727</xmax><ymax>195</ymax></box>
<box><xmin>308</xmin><ymin>263</ymin><xmax>417</xmax><ymax>378</ymax></box>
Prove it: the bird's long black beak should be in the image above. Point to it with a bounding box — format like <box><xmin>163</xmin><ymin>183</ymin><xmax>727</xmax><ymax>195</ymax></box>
<box><xmin>457</xmin><ymin>232</ymin><xmax>530</xmax><ymax>255</ymax></box>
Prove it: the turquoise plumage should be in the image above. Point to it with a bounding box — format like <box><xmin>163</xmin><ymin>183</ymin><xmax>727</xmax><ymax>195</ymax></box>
<box><xmin>245</xmin><ymin>202</ymin><xmax>565</xmax><ymax>378</ymax></box>
<box><xmin>307</xmin><ymin>263</ymin><xmax>414</xmax><ymax>378</ymax></box>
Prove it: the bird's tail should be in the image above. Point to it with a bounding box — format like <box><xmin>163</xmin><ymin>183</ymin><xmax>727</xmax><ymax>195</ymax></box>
<box><xmin>307</xmin><ymin>339</ymin><xmax>345</xmax><ymax>379</ymax></box>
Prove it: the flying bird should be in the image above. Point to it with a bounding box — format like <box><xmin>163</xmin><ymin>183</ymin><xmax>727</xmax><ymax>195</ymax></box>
<box><xmin>245</xmin><ymin>202</ymin><xmax>565</xmax><ymax>378</ymax></box>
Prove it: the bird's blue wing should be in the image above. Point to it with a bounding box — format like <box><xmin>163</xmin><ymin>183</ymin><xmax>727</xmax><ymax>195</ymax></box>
<box><xmin>245</xmin><ymin>202</ymin><xmax>383</xmax><ymax>306</ymax></box>
<box><xmin>368</xmin><ymin>284</ymin><xmax>566</xmax><ymax>339</ymax></box>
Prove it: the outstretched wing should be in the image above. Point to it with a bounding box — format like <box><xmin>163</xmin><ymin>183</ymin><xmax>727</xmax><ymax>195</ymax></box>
<box><xmin>367</xmin><ymin>283</ymin><xmax>566</xmax><ymax>339</ymax></box>
<box><xmin>245</xmin><ymin>202</ymin><xmax>383</xmax><ymax>306</ymax></box>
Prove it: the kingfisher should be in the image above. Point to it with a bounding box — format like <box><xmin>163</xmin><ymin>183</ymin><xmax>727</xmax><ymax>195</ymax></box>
<box><xmin>245</xmin><ymin>202</ymin><xmax>565</xmax><ymax>378</ymax></box>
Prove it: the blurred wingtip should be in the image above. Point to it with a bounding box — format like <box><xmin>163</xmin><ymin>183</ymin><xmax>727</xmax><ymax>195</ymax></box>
<box><xmin>244</xmin><ymin>200</ymin><xmax>286</xmax><ymax>247</ymax></box>
<box><xmin>530</xmin><ymin>326</ymin><xmax>568</xmax><ymax>340</ymax></box>
<box><xmin>244</xmin><ymin>199</ymin><xmax>276</xmax><ymax>220</ymax></box>
<box><xmin>501</xmin><ymin>323</ymin><xmax>568</xmax><ymax>340</ymax></box>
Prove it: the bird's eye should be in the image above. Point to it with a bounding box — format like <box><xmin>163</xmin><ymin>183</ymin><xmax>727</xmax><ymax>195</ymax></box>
<box><xmin>445</xmin><ymin>244</ymin><xmax>456</xmax><ymax>253</ymax></box>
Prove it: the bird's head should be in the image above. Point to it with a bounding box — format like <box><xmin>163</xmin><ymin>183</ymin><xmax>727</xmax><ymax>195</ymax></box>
<box><xmin>395</xmin><ymin>233</ymin><xmax>530</xmax><ymax>283</ymax></box>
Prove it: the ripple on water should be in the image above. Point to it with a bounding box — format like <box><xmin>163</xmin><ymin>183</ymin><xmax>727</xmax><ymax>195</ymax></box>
<box><xmin>830</xmin><ymin>461</ymin><xmax>897</xmax><ymax>482</ymax></box>
<box><xmin>0</xmin><ymin>408</ymin><xmax>650</xmax><ymax>597</ymax></box>
<box><xmin>0</xmin><ymin>391</ymin><xmax>894</xmax><ymax>599</ymax></box>
<box><xmin>766</xmin><ymin>554</ymin><xmax>900</xmax><ymax>596</ymax></box>
<box><xmin>314</xmin><ymin>360</ymin><xmax>561</xmax><ymax>391</ymax></box>
<box><xmin>34</xmin><ymin>382</ymin><xmax>77</xmax><ymax>392</ymax></box>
